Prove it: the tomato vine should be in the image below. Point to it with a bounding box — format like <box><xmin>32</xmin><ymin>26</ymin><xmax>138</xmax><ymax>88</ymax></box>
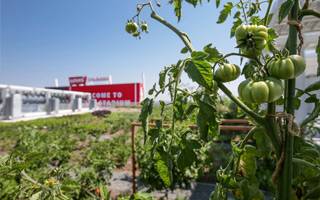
<box><xmin>127</xmin><ymin>0</ymin><xmax>320</xmax><ymax>199</ymax></box>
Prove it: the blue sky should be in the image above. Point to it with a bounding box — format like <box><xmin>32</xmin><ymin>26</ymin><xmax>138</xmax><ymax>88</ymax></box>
<box><xmin>1</xmin><ymin>0</ymin><xmax>249</xmax><ymax>96</ymax></box>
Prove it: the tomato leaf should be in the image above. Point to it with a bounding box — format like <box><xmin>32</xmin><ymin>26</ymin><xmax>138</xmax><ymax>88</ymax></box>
<box><xmin>155</xmin><ymin>154</ymin><xmax>172</xmax><ymax>187</ymax></box>
<box><xmin>139</xmin><ymin>98</ymin><xmax>154</xmax><ymax>140</ymax></box>
<box><xmin>180</xmin><ymin>46</ymin><xmax>189</xmax><ymax>54</ymax></box>
<box><xmin>230</xmin><ymin>18</ymin><xmax>242</xmax><ymax>38</ymax></box>
<box><xmin>300</xmin><ymin>101</ymin><xmax>320</xmax><ymax>128</ymax></box>
<box><xmin>173</xmin><ymin>0</ymin><xmax>182</xmax><ymax>21</ymax></box>
<box><xmin>159</xmin><ymin>67</ymin><xmax>169</xmax><ymax>90</ymax></box>
<box><xmin>278</xmin><ymin>0</ymin><xmax>294</xmax><ymax>23</ymax></box>
<box><xmin>252</xmin><ymin>127</ymin><xmax>272</xmax><ymax>157</ymax></box>
<box><xmin>203</xmin><ymin>44</ymin><xmax>223</xmax><ymax>63</ymax></box>
<box><xmin>195</xmin><ymin>93</ymin><xmax>219</xmax><ymax>141</ymax></box>
<box><xmin>210</xmin><ymin>183</ymin><xmax>227</xmax><ymax>200</ymax></box>
<box><xmin>215</xmin><ymin>0</ymin><xmax>221</xmax><ymax>8</ymax></box>
<box><xmin>191</xmin><ymin>51</ymin><xmax>209</xmax><ymax>60</ymax></box>
<box><xmin>185</xmin><ymin>0</ymin><xmax>198</xmax><ymax>7</ymax></box>
<box><xmin>305</xmin><ymin>94</ymin><xmax>318</xmax><ymax>103</ymax></box>
<box><xmin>217</xmin><ymin>2</ymin><xmax>233</xmax><ymax>24</ymax></box>
<box><xmin>184</xmin><ymin>60</ymin><xmax>213</xmax><ymax>90</ymax></box>
<box><xmin>305</xmin><ymin>80</ymin><xmax>320</xmax><ymax>93</ymax></box>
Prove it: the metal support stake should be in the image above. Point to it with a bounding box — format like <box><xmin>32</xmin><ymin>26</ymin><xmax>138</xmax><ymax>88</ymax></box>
<box><xmin>131</xmin><ymin>124</ymin><xmax>136</xmax><ymax>194</ymax></box>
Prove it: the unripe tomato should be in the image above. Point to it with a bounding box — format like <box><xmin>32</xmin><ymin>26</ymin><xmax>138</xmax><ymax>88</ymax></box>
<box><xmin>251</xmin><ymin>81</ymin><xmax>269</xmax><ymax>103</ymax></box>
<box><xmin>235</xmin><ymin>25</ymin><xmax>247</xmax><ymax>45</ymax></box>
<box><xmin>238</xmin><ymin>77</ymin><xmax>283</xmax><ymax>104</ymax></box>
<box><xmin>267</xmin><ymin>55</ymin><xmax>306</xmax><ymax>79</ymax></box>
<box><xmin>289</xmin><ymin>55</ymin><xmax>306</xmax><ymax>77</ymax></box>
<box><xmin>235</xmin><ymin>24</ymin><xmax>268</xmax><ymax>57</ymax></box>
<box><xmin>140</xmin><ymin>22</ymin><xmax>148</xmax><ymax>33</ymax></box>
<box><xmin>125</xmin><ymin>21</ymin><xmax>138</xmax><ymax>34</ymax></box>
<box><xmin>265</xmin><ymin>77</ymin><xmax>283</xmax><ymax>102</ymax></box>
<box><xmin>215</xmin><ymin>63</ymin><xmax>240</xmax><ymax>82</ymax></box>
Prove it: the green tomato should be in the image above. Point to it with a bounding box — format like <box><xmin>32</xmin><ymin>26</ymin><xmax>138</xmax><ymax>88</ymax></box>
<box><xmin>251</xmin><ymin>81</ymin><xmax>269</xmax><ymax>103</ymax></box>
<box><xmin>289</xmin><ymin>55</ymin><xmax>306</xmax><ymax>77</ymax></box>
<box><xmin>267</xmin><ymin>55</ymin><xmax>306</xmax><ymax>79</ymax></box>
<box><xmin>265</xmin><ymin>77</ymin><xmax>283</xmax><ymax>102</ymax></box>
<box><xmin>125</xmin><ymin>21</ymin><xmax>138</xmax><ymax>34</ymax></box>
<box><xmin>238</xmin><ymin>78</ymin><xmax>283</xmax><ymax>104</ymax></box>
<box><xmin>215</xmin><ymin>63</ymin><xmax>241</xmax><ymax>82</ymax></box>
<box><xmin>235</xmin><ymin>24</ymin><xmax>268</xmax><ymax>56</ymax></box>
<box><xmin>235</xmin><ymin>25</ymin><xmax>247</xmax><ymax>44</ymax></box>
<box><xmin>140</xmin><ymin>23</ymin><xmax>148</xmax><ymax>33</ymax></box>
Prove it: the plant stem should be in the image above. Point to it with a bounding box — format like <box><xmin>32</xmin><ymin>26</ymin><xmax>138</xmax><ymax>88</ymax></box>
<box><xmin>148</xmin><ymin>6</ymin><xmax>264</xmax><ymax>129</ymax></box>
<box><xmin>239</xmin><ymin>0</ymin><xmax>248</xmax><ymax>24</ymax></box>
<box><xmin>265</xmin><ymin>103</ymin><xmax>281</xmax><ymax>157</ymax></box>
<box><xmin>299</xmin><ymin>9</ymin><xmax>320</xmax><ymax>19</ymax></box>
<box><xmin>150</xmin><ymin>11</ymin><xmax>194</xmax><ymax>52</ymax></box>
<box><xmin>217</xmin><ymin>82</ymin><xmax>265</xmax><ymax>124</ymax></box>
<box><xmin>278</xmin><ymin>0</ymin><xmax>299</xmax><ymax>199</ymax></box>
<box><xmin>264</xmin><ymin>0</ymin><xmax>273</xmax><ymax>25</ymax></box>
<box><xmin>213</xmin><ymin>52</ymin><xmax>263</xmax><ymax>68</ymax></box>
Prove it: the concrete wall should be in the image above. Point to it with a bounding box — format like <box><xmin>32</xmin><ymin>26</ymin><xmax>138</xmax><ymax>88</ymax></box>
<box><xmin>0</xmin><ymin>85</ymin><xmax>96</xmax><ymax>121</ymax></box>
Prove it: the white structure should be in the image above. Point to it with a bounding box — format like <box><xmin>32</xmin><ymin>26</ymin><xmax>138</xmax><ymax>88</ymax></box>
<box><xmin>270</xmin><ymin>0</ymin><xmax>320</xmax><ymax>124</ymax></box>
<box><xmin>0</xmin><ymin>85</ymin><xmax>96</xmax><ymax>121</ymax></box>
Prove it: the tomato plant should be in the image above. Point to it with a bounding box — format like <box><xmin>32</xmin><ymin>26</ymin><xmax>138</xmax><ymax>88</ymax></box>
<box><xmin>0</xmin><ymin>113</ymin><xmax>138</xmax><ymax>199</ymax></box>
<box><xmin>127</xmin><ymin>0</ymin><xmax>320</xmax><ymax>200</ymax></box>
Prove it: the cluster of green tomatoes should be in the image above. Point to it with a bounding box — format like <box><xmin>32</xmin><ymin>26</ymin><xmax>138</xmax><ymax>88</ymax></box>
<box><xmin>214</xmin><ymin>24</ymin><xmax>306</xmax><ymax>104</ymax></box>
<box><xmin>125</xmin><ymin>20</ymin><xmax>148</xmax><ymax>38</ymax></box>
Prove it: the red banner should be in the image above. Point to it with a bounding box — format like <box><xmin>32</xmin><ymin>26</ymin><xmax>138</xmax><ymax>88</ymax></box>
<box><xmin>70</xmin><ymin>83</ymin><xmax>143</xmax><ymax>106</ymax></box>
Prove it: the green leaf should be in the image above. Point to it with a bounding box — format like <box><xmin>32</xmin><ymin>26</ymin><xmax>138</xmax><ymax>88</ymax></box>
<box><xmin>191</xmin><ymin>51</ymin><xmax>209</xmax><ymax>60</ymax></box>
<box><xmin>230</xmin><ymin>18</ymin><xmax>242</xmax><ymax>38</ymax></box>
<box><xmin>185</xmin><ymin>103</ymin><xmax>198</xmax><ymax>116</ymax></box>
<box><xmin>159</xmin><ymin>100</ymin><xmax>166</xmax><ymax>116</ymax></box>
<box><xmin>155</xmin><ymin>153</ymin><xmax>171</xmax><ymax>187</ymax></box>
<box><xmin>173</xmin><ymin>0</ymin><xmax>182</xmax><ymax>21</ymax></box>
<box><xmin>317</xmin><ymin>36</ymin><xmax>320</xmax><ymax>76</ymax></box>
<box><xmin>210</xmin><ymin>183</ymin><xmax>227</xmax><ymax>200</ymax></box>
<box><xmin>195</xmin><ymin>94</ymin><xmax>219</xmax><ymax>140</ymax></box>
<box><xmin>293</xmin><ymin>97</ymin><xmax>301</xmax><ymax>109</ymax></box>
<box><xmin>139</xmin><ymin>98</ymin><xmax>154</xmax><ymax>138</ymax></box>
<box><xmin>217</xmin><ymin>2</ymin><xmax>233</xmax><ymax>24</ymax></box>
<box><xmin>233</xmin><ymin>11</ymin><xmax>241</xmax><ymax>19</ymax></box>
<box><xmin>177</xmin><ymin>151</ymin><xmax>194</xmax><ymax>170</ymax></box>
<box><xmin>300</xmin><ymin>101</ymin><xmax>320</xmax><ymax>128</ymax></box>
<box><xmin>148</xmin><ymin>83</ymin><xmax>156</xmax><ymax>95</ymax></box>
<box><xmin>159</xmin><ymin>67</ymin><xmax>168</xmax><ymax>90</ymax></box>
<box><xmin>278</xmin><ymin>0</ymin><xmax>294</xmax><ymax>23</ymax></box>
<box><xmin>248</xmin><ymin>3</ymin><xmax>260</xmax><ymax>17</ymax></box>
<box><xmin>252</xmin><ymin>127</ymin><xmax>272</xmax><ymax>157</ymax></box>
<box><xmin>304</xmin><ymin>94</ymin><xmax>318</xmax><ymax>103</ymax></box>
<box><xmin>186</xmin><ymin>0</ymin><xmax>198</xmax><ymax>7</ymax></box>
<box><xmin>203</xmin><ymin>44</ymin><xmax>223</xmax><ymax>63</ymax></box>
<box><xmin>99</xmin><ymin>183</ymin><xmax>110</xmax><ymax>200</ymax></box>
<box><xmin>215</xmin><ymin>0</ymin><xmax>221</xmax><ymax>8</ymax></box>
<box><xmin>305</xmin><ymin>80</ymin><xmax>320</xmax><ymax>93</ymax></box>
<box><xmin>184</xmin><ymin>60</ymin><xmax>213</xmax><ymax>90</ymax></box>
<box><xmin>239</xmin><ymin>145</ymin><xmax>257</xmax><ymax>178</ymax></box>
<box><xmin>180</xmin><ymin>46</ymin><xmax>189</xmax><ymax>54</ymax></box>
